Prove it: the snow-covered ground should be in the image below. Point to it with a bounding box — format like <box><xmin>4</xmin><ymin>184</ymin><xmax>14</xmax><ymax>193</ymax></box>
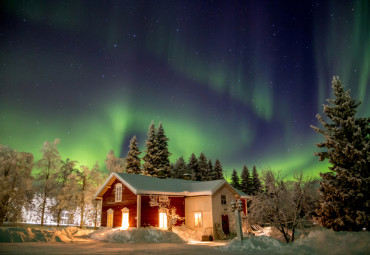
<box><xmin>1</xmin><ymin>225</ymin><xmax>369</xmax><ymax>255</ymax></box>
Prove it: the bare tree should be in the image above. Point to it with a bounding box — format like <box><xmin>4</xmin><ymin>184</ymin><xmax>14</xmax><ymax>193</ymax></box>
<box><xmin>105</xmin><ymin>150</ymin><xmax>125</xmax><ymax>173</ymax></box>
<box><xmin>149</xmin><ymin>195</ymin><xmax>184</xmax><ymax>231</ymax></box>
<box><xmin>247</xmin><ymin>169</ymin><xmax>319</xmax><ymax>243</ymax></box>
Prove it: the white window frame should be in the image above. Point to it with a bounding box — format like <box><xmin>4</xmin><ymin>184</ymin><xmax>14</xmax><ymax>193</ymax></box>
<box><xmin>115</xmin><ymin>183</ymin><xmax>122</xmax><ymax>202</ymax></box>
<box><xmin>194</xmin><ymin>212</ymin><xmax>202</xmax><ymax>228</ymax></box>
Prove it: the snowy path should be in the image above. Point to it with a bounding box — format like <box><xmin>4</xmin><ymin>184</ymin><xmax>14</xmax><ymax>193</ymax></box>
<box><xmin>0</xmin><ymin>241</ymin><xmax>246</xmax><ymax>255</ymax></box>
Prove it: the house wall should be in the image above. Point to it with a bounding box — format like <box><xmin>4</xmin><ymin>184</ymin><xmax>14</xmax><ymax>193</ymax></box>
<box><xmin>212</xmin><ymin>184</ymin><xmax>239</xmax><ymax>238</ymax></box>
<box><xmin>141</xmin><ymin>196</ymin><xmax>185</xmax><ymax>227</ymax></box>
<box><xmin>101</xmin><ymin>179</ymin><xmax>137</xmax><ymax>228</ymax></box>
<box><xmin>185</xmin><ymin>196</ymin><xmax>213</xmax><ymax>236</ymax></box>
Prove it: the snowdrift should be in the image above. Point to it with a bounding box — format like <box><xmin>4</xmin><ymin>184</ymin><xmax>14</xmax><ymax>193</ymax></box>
<box><xmin>89</xmin><ymin>227</ymin><xmax>185</xmax><ymax>243</ymax></box>
<box><xmin>222</xmin><ymin>228</ymin><xmax>370</xmax><ymax>255</ymax></box>
<box><xmin>0</xmin><ymin>226</ymin><xmax>93</xmax><ymax>243</ymax></box>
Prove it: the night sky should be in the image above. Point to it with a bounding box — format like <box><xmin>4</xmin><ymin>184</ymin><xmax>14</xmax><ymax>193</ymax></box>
<box><xmin>0</xmin><ymin>1</ymin><xmax>369</xmax><ymax>178</ymax></box>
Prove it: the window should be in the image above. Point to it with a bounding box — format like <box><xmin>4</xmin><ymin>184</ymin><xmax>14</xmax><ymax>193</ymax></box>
<box><xmin>115</xmin><ymin>183</ymin><xmax>122</xmax><ymax>202</ymax></box>
<box><xmin>121</xmin><ymin>207</ymin><xmax>129</xmax><ymax>230</ymax></box>
<box><xmin>107</xmin><ymin>208</ymin><xmax>114</xmax><ymax>228</ymax></box>
<box><xmin>194</xmin><ymin>212</ymin><xmax>202</xmax><ymax>228</ymax></box>
<box><xmin>159</xmin><ymin>212</ymin><xmax>167</xmax><ymax>229</ymax></box>
<box><xmin>221</xmin><ymin>195</ymin><xmax>226</xmax><ymax>205</ymax></box>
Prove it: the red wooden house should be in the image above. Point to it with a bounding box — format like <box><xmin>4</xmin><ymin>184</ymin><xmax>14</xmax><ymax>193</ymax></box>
<box><xmin>94</xmin><ymin>173</ymin><xmax>248</xmax><ymax>238</ymax></box>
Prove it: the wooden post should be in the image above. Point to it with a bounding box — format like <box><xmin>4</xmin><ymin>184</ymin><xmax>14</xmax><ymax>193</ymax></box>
<box><xmin>137</xmin><ymin>195</ymin><xmax>141</xmax><ymax>228</ymax></box>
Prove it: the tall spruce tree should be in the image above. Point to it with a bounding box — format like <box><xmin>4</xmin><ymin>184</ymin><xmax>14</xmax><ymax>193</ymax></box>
<box><xmin>230</xmin><ymin>169</ymin><xmax>241</xmax><ymax>190</ymax></box>
<box><xmin>241</xmin><ymin>165</ymin><xmax>252</xmax><ymax>195</ymax></box>
<box><xmin>213</xmin><ymin>159</ymin><xmax>224</xmax><ymax>180</ymax></box>
<box><xmin>171</xmin><ymin>157</ymin><xmax>188</xmax><ymax>179</ymax></box>
<box><xmin>125</xmin><ymin>136</ymin><xmax>142</xmax><ymax>174</ymax></box>
<box><xmin>156</xmin><ymin>123</ymin><xmax>171</xmax><ymax>178</ymax></box>
<box><xmin>311</xmin><ymin>76</ymin><xmax>370</xmax><ymax>231</ymax></box>
<box><xmin>198</xmin><ymin>152</ymin><xmax>210</xmax><ymax>181</ymax></box>
<box><xmin>143</xmin><ymin>121</ymin><xmax>160</xmax><ymax>177</ymax></box>
<box><xmin>208</xmin><ymin>160</ymin><xmax>213</xmax><ymax>181</ymax></box>
<box><xmin>188</xmin><ymin>153</ymin><xmax>201</xmax><ymax>181</ymax></box>
<box><xmin>251</xmin><ymin>166</ymin><xmax>262</xmax><ymax>195</ymax></box>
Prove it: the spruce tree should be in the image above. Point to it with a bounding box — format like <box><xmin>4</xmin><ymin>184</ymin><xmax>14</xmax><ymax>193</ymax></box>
<box><xmin>156</xmin><ymin>123</ymin><xmax>171</xmax><ymax>178</ymax></box>
<box><xmin>188</xmin><ymin>153</ymin><xmax>201</xmax><ymax>181</ymax></box>
<box><xmin>251</xmin><ymin>166</ymin><xmax>262</xmax><ymax>195</ymax></box>
<box><xmin>198</xmin><ymin>152</ymin><xmax>210</xmax><ymax>181</ymax></box>
<box><xmin>213</xmin><ymin>159</ymin><xmax>224</xmax><ymax>180</ymax></box>
<box><xmin>143</xmin><ymin>121</ymin><xmax>160</xmax><ymax>177</ymax></box>
<box><xmin>208</xmin><ymin>160</ymin><xmax>213</xmax><ymax>181</ymax></box>
<box><xmin>311</xmin><ymin>76</ymin><xmax>370</xmax><ymax>231</ymax></box>
<box><xmin>241</xmin><ymin>165</ymin><xmax>252</xmax><ymax>195</ymax></box>
<box><xmin>171</xmin><ymin>157</ymin><xmax>188</xmax><ymax>179</ymax></box>
<box><xmin>125</xmin><ymin>136</ymin><xmax>142</xmax><ymax>174</ymax></box>
<box><xmin>230</xmin><ymin>169</ymin><xmax>241</xmax><ymax>190</ymax></box>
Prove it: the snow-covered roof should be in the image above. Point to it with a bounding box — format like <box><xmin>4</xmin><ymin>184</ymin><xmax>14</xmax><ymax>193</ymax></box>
<box><xmin>94</xmin><ymin>173</ymin><xmax>242</xmax><ymax>198</ymax></box>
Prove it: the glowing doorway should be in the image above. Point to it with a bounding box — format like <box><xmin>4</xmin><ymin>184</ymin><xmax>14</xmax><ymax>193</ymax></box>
<box><xmin>159</xmin><ymin>212</ymin><xmax>167</xmax><ymax>229</ymax></box>
<box><xmin>121</xmin><ymin>207</ymin><xmax>129</xmax><ymax>229</ymax></box>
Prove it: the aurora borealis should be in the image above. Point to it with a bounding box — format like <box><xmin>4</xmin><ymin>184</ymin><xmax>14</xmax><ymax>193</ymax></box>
<box><xmin>0</xmin><ymin>1</ymin><xmax>369</xmax><ymax>178</ymax></box>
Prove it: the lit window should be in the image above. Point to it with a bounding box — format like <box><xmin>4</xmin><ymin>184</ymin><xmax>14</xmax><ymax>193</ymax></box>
<box><xmin>194</xmin><ymin>212</ymin><xmax>202</xmax><ymax>228</ymax></box>
<box><xmin>121</xmin><ymin>207</ymin><xmax>129</xmax><ymax>230</ymax></box>
<box><xmin>159</xmin><ymin>212</ymin><xmax>167</xmax><ymax>229</ymax></box>
<box><xmin>159</xmin><ymin>196</ymin><xmax>169</xmax><ymax>202</ymax></box>
<box><xmin>107</xmin><ymin>208</ymin><xmax>114</xmax><ymax>228</ymax></box>
<box><xmin>115</xmin><ymin>183</ymin><xmax>122</xmax><ymax>202</ymax></box>
<box><xmin>221</xmin><ymin>195</ymin><xmax>226</xmax><ymax>205</ymax></box>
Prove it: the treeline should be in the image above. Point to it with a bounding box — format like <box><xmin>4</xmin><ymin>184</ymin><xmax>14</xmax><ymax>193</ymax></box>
<box><xmin>105</xmin><ymin>121</ymin><xmax>225</xmax><ymax>181</ymax></box>
<box><xmin>0</xmin><ymin>140</ymin><xmax>106</xmax><ymax>227</ymax></box>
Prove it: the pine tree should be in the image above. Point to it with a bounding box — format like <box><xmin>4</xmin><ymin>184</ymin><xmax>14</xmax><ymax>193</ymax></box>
<box><xmin>198</xmin><ymin>152</ymin><xmax>210</xmax><ymax>181</ymax></box>
<box><xmin>156</xmin><ymin>123</ymin><xmax>171</xmax><ymax>178</ymax></box>
<box><xmin>125</xmin><ymin>136</ymin><xmax>142</xmax><ymax>174</ymax></box>
<box><xmin>230</xmin><ymin>169</ymin><xmax>241</xmax><ymax>190</ymax></box>
<box><xmin>171</xmin><ymin>157</ymin><xmax>188</xmax><ymax>179</ymax></box>
<box><xmin>213</xmin><ymin>159</ymin><xmax>224</xmax><ymax>180</ymax></box>
<box><xmin>251</xmin><ymin>166</ymin><xmax>262</xmax><ymax>195</ymax></box>
<box><xmin>36</xmin><ymin>139</ymin><xmax>61</xmax><ymax>226</ymax></box>
<box><xmin>208</xmin><ymin>160</ymin><xmax>213</xmax><ymax>181</ymax></box>
<box><xmin>143</xmin><ymin>121</ymin><xmax>160</xmax><ymax>177</ymax></box>
<box><xmin>311</xmin><ymin>76</ymin><xmax>370</xmax><ymax>231</ymax></box>
<box><xmin>188</xmin><ymin>153</ymin><xmax>201</xmax><ymax>181</ymax></box>
<box><xmin>240</xmin><ymin>165</ymin><xmax>252</xmax><ymax>195</ymax></box>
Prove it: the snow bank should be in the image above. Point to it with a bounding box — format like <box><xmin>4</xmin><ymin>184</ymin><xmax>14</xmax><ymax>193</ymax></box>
<box><xmin>222</xmin><ymin>228</ymin><xmax>370</xmax><ymax>255</ymax></box>
<box><xmin>89</xmin><ymin>227</ymin><xmax>185</xmax><ymax>243</ymax></box>
<box><xmin>0</xmin><ymin>226</ymin><xmax>94</xmax><ymax>243</ymax></box>
<box><xmin>172</xmin><ymin>225</ymin><xmax>208</xmax><ymax>241</ymax></box>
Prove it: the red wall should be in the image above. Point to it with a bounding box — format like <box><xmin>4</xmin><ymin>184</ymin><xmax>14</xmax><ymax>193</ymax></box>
<box><xmin>141</xmin><ymin>196</ymin><xmax>185</xmax><ymax>227</ymax></box>
<box><xmin>101</xmin><ymin>179</ymin><xmax>137</xmax><ymax>228</ymax></box>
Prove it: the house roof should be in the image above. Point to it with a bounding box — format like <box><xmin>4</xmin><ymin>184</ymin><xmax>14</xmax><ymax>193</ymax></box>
<box><xmin>94</xmin><ymin>172</ymin><xmax>244</xmax><ymax>199</ymax></box>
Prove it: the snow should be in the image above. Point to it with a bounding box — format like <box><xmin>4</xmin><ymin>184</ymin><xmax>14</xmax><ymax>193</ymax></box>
<box><xmin>222</xmin><ymin>228</ymin><xmax>370</xmax><ymax>255</ymax></box>
<box><xmin>0</xmin><ymin>226</ymin><xmax>94</xmax><ymax>243</ymax></box>
<box><xmin>89</xmin><ymin>227</ymin><xmax>185</xmax><ymax>243</ymax></box>
<box><xmin>95</xmin><ymin>172</ymin><xmax>230</xmax><ymax>197</ymax></box>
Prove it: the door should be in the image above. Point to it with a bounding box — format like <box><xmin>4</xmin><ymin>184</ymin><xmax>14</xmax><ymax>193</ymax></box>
<box><xmin>107</xmin><ymin>209</ymin><xmax>114</xmax><ymax>228</ymax></box>
<box><xmin>221</xmin><ymin>215</ymin><xmax>229</xmax><ymax>235</ymax></box>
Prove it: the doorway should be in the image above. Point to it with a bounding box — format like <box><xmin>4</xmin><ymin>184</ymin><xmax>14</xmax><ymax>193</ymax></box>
<box><xmin>221</xmin><ymin>214</ymin><xmax>229</xmax><ymax>235</ymax></box>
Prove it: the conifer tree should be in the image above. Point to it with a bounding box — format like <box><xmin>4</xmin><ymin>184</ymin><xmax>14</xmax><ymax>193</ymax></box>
<box><xmin>125</xmin><ymin>136</ymin><xmax>142</xmax><ymax>174</ymax></box>
<box><xmin>171</xmin><ymin>157</ymin><xmax>188</xmax><ymax>179</ymax></box>
<box><xmin>241</xmin><ymin>165</ymin><xmax>252</xmax><ymax>195</ymax></box>
<box><xmin>213</xmin><ymin>159</ymin><xmax>224</xmax><ymax>180</ymax></box>
<box><xmin>198</xmin><ymin>152</ymin><xmax>210</xmax><ymax>181</ymax></box>
<box><xmin>156</xmin><ymin>123</ymin><xmax>171</xmax><ymax>178</ymax></box>
<box><xmin>230</xmin><ymin>169</ymin><xmax>241</xmax><ymax>190</ymax></box>
<box><xmin>188</xmin><ymin>153</ymin><xmax>201</xmax><ymax>181</ymax></box>
<box><xmin>208</xmin><ymin>160</ymin><xmax>213</xmax><ymax>180</ymax></box>
<box><xmin>251</xmin><ymin>166</ymin><xmax>262</xmax><ymax>195</ymax></box>
<box><xmin>143</xmin><ymin>121</ymin><xmax>160</xmax><ymax>177</ymax></box>
<box><xmin>311</xmin><ymin>76</ymin><xmax>370</xmax><ymax>231</ymax></box>
<box><xmin>36</xmin><ymin>139</ymin><xmax>61</xmax><ymax>226</ymax></box>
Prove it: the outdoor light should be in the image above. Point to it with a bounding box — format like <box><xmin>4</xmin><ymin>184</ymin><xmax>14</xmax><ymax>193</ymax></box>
<box><xmin>230</xmin><ymin>200</ymin><xmax>236</xmax><ymax>212</ymax></box>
